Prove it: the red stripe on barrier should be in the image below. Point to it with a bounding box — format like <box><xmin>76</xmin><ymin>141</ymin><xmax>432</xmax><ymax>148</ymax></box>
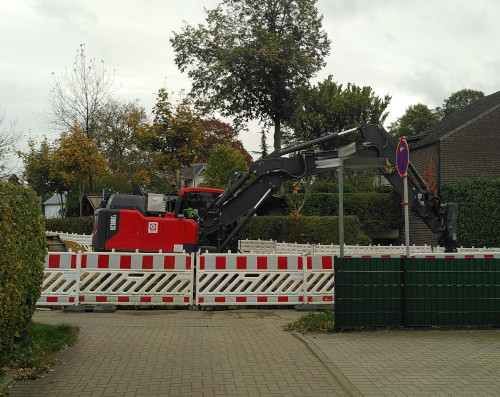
<box><xmin>215</xmin><ymin>297</ymin><xmax>225</xmax><ymax>303</ymax></box>
<box><xmin>163</xmin><ymin>297</ymin><xmax>173</xmax><ymax>303</ymax></box>
<box><xmin>81</xmin><ymin>255</ymin><xmax>87</xmax><ymax>269</ymax></box>
<box><xmin>199</xmin><ymin>297</ymin><xmax>204</xmax><ymax>303</ymax></box>
<box><xmin>120</xmin><ymin>255</ymin><xmax>131</xmax><ymax>269</ymax></box>
<box><xmin>200</xmin><ymin>256</ymin><xmax>205</xmax><ymax>270</ymax></box>
<box><xmin>186</xmin><ymin>256</ymin><xmax>192</xmax><ymax>270</ymax></box>
<box><xmin>278</xmin><ymin>257</ymin><xmax>287</xmax><ymax>270</ymax></box>
<box><xmin>140</xmin><ymin>297</ymin><xmax>151</xmax><ymax>303</ymax></box>
<box><xmin>257</xmin><ymin>297</ymin><xmax>268</xmax><ymax>302</ymax></box>
<box><xmin>278</xmin><ymin>297</ymin><xmax>288</xmax><ymax>302</ymax></box>
<box><xmin>308</xmin><ymin>296</ymin><xmax>313</xmax><ymax>302</ymax></box>
<box><xmin>216</xmin><ymin>256</ymin><xmax>226</xmax><ymax>270</ymax></box>
<box><xmin>298</xmin><ymin>257</ymin><xmax>303</xmax><ymax>270</ymax></box>
<box><xmin>426</xmin><ymin>255</ymin><xmax>436</xmax><ymax>258</ymax></box>
<box><xmin>322</xmin><ymin>256</ymin><xmax>333</xmax><ymax>270</ymax></box>
<box><xmin>381</xmin><ymin>255</ymin><xmax>392</xmax><ymax>258</ymax></box>
<box><xmin>79</xmin><ymin>296</ymin><xmax>85</xmax><ymax>302</ymax></box>
<box><xmin>69</xmin><ymin>297</ymin><xmax>75</xmax><ymax>303</ymax></box>
<box><xmin>237</xmin><ymin>256</ymin><xmax>247</xmax><ymax>270</ymax></box>
<box><xmin>47</xmin><ymin>297</ymin><xmax>58</xmax><ymax>302</ymax></box>
<box><xmin>118</xmin><ymin>297</ymin><xmax>129</xmax><ymax>303</ymax></box>
<box><xmin>257</xmin><ymin>257</ymin><xmax>267</xmax><ymax>270</ymax></box>
<box><xmin>184</xmin><ymin>297</ymin><xmax>190</xmax><ymax>303</ymax></box>
<box><xmin>445</xmin><ymin>255</ymin><xmax>456</xmax><ymax>259</ymax></box>
<box><xmin>164</xmin><ymin>256</ymin><xmax>175</xmax><ymax>269</ymax></box>
<box><xmin>96</xmin><ymin>296</ymin><xmax>107</xmax><ymax>302</ymax></box>
<box><xmin>323</xmin><ymin>296</ymin><xmax>333</xmax><ymax>302</ymax></box>
<box><xmin>236</xmin><ymin>297</ymin><xmax>247</xmax><ymax>303</ymax></box>
<box><xmin>299</xmin><ymin>296</ymin><xmax>304</xmax><ymax>302</ymax></box>
<box><xmin>465</xmin><ymin>255</ymin><xmax>475</xmax><ymax>259</ymax></box>
<box><xmin>71</xmin><ymin>255</ymin><xmax>77</xmax><ymax>269</ymax></box>
<box><xmin>307</xmin><ymin>257</ymin><xmax>312</xmax><ymax>270</ymax></box>
<box><xmin>98</xmin><ymin>255</ymin><xmax>109</xmax><ymax>268</ymax></box>
<box><xmin>49</xmin><ymin>255</ymin><xmax>60</xmax><ymax>268</ymax></box>
<box><xmin>484</xmin><ymin>255</ymin><xmax>494</xmax><ymax>259</ymax></box>
<box><xmin>142</xmin><ymin>256</ymin><xmax>153</xmax><ymax>269</ymax></box>
<box><xmin>362</xmin><ymin>255</ymin><xmax>372</xmax><ymax>258</ymax></box>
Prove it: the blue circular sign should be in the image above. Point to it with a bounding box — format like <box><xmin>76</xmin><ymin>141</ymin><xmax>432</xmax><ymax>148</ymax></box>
<box><xmin>397</xmin><ymin>138</ymin><xmax>409</xmax><ymax>176</ymax></box>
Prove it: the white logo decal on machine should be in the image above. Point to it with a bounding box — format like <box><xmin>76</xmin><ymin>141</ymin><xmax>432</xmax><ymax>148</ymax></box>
<box><xmin>148</xmin><ymin>222</ymin><xmax>159</xmax><ymax>234</ymax></box>
<box><xmin>110</xmin><ymin>215</ymin><xmax>117</xmax><ymax>231</ymax></box>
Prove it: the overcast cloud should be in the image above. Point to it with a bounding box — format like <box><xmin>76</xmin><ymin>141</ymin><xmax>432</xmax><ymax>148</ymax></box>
<box><xmin>1</xmin><ymin>0</ymin><xmax>499</xmax><ymax>163</ymax></box>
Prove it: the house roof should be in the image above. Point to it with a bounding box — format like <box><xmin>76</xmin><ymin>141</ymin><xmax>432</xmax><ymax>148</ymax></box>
<box><xmin>409</xmin><ymin>90</ymin><xmax>500</xmax><ymax>149</ymax></box>
<box><xmin>43</xmin><ymin>193</ymin><xmax>67</xmax><ymax>205</ymax></box>
<box><xmin>180</xmin><ymin>163</ymin><xmax>206</xmax><ymax>179</ymax></box>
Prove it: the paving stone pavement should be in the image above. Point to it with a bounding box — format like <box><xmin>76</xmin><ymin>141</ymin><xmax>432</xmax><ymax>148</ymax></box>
<box><xmin>8</xmin><ymin>309</ymin><xmax>348</xmax><ymax>397</ymax></box>
<box><xmin>299</xmin><ymin>329</ymin><xmax>500</xmax><ymax>396</ymax></box>
<box><xmin>7</xmin><ymin>309</ymin><xmax>500</xmax><ymax>396</ymax></box>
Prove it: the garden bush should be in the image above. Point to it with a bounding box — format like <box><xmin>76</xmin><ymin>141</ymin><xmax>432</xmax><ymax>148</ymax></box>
<box><xmin>45</xmin><ymin>216</ymin><xmax>94</xmax><ymax>234</ymax></box>
<box><xmin>284</xmin><ymin>191</ymin><xmax>401</xmax><ymax>238</ymax></box>
<box><xmin>441</xmin><ymin>177</ymin><xmax>500</xmax><ymax>247</ymax></box>
<box><xmin>0</xmin><ymin>182</ymin><xmax>46</xmax><ymax>366</ymax></box>
<box><xmin>241</xmin><ymin>215</ymin><xmax>371</xmax><ymax>245</ymax></box>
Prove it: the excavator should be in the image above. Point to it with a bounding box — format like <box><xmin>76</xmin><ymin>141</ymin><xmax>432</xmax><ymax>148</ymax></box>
<box><xmin>92</xmin><ymin>124</ymin><xmax>458</xmax><ymax>253</ymax></box>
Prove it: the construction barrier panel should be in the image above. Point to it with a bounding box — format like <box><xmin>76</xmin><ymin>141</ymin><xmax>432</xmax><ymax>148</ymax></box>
<box><xmin>305</xmin><ymin>256</ymin><xmax>335</xmax><ymax>303</ymax></box>
<box><xmin>37</xmin><ymin>252</ymin><xmax>79</xmax><ymax>306</ymax></box>
<box><xmin>197</xmin><ymin>254</ymin><xmax>306</xmax><ymax>305</ymax></box>
<box><xmin>78</xmin><ymin>252</ymin><xmax>194</xmax><ymax>305</ymax></box>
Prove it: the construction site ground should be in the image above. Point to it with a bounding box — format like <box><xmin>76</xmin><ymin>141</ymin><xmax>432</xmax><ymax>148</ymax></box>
<box><xmin>6</xmin><ymin>309</ymin><xmax>499</xmax><ymax>397</ymax></box>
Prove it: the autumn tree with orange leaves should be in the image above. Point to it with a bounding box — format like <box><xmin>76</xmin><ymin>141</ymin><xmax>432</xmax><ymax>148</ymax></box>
<box><xmin>198</xmin><ymin>119</ymin><xmax>252</xmax><ymax>165</ymax></box>
<box><xmin>51</xmin><ymin>126</ymin><xmax>108</xmax><ymax>216</ymax></box>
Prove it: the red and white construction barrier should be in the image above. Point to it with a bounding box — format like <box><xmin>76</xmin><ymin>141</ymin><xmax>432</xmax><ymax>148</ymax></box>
<box><xmin>197</xmin><ymin>254</ymin><xmax>307</xmax><ymax>305</ymax></box>
<box><xmin>79</xmin><ymin>252</ymin><xmax>194</xmax><ymax>305</ymax></box>
<box><xmin>38</xmin><ymin>252</ymin><xmax>79</xmax><ymax>306</ymax></box>
<box><xmin>304</xmin><ymin>256</ymin><xmax>335</xmax><ymax>303</ymax></box>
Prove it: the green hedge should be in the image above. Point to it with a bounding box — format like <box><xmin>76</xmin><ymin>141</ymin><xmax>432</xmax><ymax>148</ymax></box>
<box><xmin>0</xmin><ymin>182</ymin><xmax>46</xmax><ymax>365</ymax></box>
<box><xmin>441</xmin><ymin>177</ymin><xmax>500</xmax><ymax>247</ymax></box>
<box><xmin>240</xmin><ymin>215</ymin><xmax>371</xmax><ymax>245</ymax></box>
<box><xmin>285</xmin><ymin>192</ymin><xmax>402</xmax><ymax>237</ymax></box>
<box><xmin>45</xmin><ymin>216</ymin><xmax>94</xmax><ymax>234</ymax></box>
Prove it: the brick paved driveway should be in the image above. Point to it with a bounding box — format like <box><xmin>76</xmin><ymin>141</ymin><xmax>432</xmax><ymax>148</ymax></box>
<box><xmin>8</xmin><ymin>309</ymin><xmax>347</xmax><ymax>397</ymax></box>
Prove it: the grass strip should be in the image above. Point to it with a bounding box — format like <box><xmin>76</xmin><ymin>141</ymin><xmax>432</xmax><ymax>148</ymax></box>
<box><xmin>286</xmin><ymin>309</ymin><xmax>335</xmax><ymax>333</ymax></box>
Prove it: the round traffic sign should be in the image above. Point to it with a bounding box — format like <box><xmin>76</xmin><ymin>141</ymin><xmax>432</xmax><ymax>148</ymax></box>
<box><xmin>396</xmin><ymin>138</ymin><xmax>409</xmax><ymax>177</ymax></box>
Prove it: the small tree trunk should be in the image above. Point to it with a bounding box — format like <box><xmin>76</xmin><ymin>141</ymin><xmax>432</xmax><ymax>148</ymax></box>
<box><xmin>273</xmin><ymin>117</ymin><xmax>281</xmax><ymax>151</ymax></box>
<box><xmin>79</xmin><ymin>181</ymin><xmax>84</xmax><ymax>217</ymax></box>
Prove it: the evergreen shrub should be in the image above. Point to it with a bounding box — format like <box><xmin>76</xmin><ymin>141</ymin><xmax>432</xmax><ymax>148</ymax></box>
<box><xmin>241</xmin><ymin>215</ymin><xmax>371</xmax><ymax>245</ymax></box>
<box><xmin>441</xmin><ymin>177</ymin><xmax>500</xmax><ymax>247</ymax></box>
<box><xmin>0</xmin><ymin>182</ymin><xmax>46</xmax><ymax>365</ymax></box>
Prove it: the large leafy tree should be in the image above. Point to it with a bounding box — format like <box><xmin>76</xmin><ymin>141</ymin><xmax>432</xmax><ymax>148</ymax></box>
<box><xmin>436</xmin><ymin>89</ymin><xmax>484</xmax><ymax>118</ymax></box>
<box><xmin>95</xmin><ymin>98</ymin><xmax>151</xmax><ymax>180</ymax></box>
<box><xmin>134</xmin><ymin>89</ymin><xmax>204</xmax><ymax>186</ymax></box>
<box><xmin>171</xmin><ymin>0</ymin><xmax>330</xmax><ymax>151</ymax></box>
<box><xmin>200</xmin><ymin>144</ymin><xmax>248</xmax><ymax>189</ymax></box>
<box><xmin>51</xmin><ymin>126</ymin><xmax>108</xmax><ymax>216</ymax></box>
<box><xmin>287</xmin><ymin>76</ymin><xmax>391</xmax><ymax>147</ymax></box>
<box><xmin>18</xmin><ymin>137</ymin><xmax>65</xmax><ymax>201</ymax></box>
<box><xmin>198</xmin><ymin>119</ymin><xmax>252</xmax><ymax>165</ymax></box>
<box><xmin>389</xmin><ymin>103</ymin><xmax>440</xmax><ymax>138</ymax></box>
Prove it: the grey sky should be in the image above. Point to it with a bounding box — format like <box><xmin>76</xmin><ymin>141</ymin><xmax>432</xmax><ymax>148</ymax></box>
<box><xmin>1</xmin><ymin>0</ymin><xmax>499</xmax><ymax>163</ymax></box>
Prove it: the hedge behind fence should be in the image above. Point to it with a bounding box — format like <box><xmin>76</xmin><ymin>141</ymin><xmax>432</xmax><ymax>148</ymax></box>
<box><xmin>241</xmin><ymin>215</ymin><xmax>371</xmax><ymax>245</ymax></box>
<box><xmin>284</xmin><ymin>192</ymin><xmax>402</xmax><ymax>237</ymax></box>
<box><xmin>0</xmin><ymin>182</ymin><xmax>46</xmax><ymax>365</ymax></box>
<box><xmin>441</xmin><ymin>177</ymin><xmax>500</xmax><ymax>247</ymax></box>
<box><xmin>45</xmin><ymin>216</ymin><xmax>94</xmax><ymax>234</ymax></box>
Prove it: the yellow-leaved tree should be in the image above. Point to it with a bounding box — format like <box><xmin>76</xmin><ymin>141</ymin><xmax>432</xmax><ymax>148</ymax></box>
<box><xmin>51</xmin><ymin>126</ymin><xmax>108</xmax><ymax>216</ymax></box>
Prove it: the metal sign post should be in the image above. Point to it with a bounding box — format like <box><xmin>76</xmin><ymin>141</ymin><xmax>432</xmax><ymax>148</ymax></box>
<box><xmin>397</xmin><ymin>137</ymin><xmax>410</xmax><ymax>257</ymax></box>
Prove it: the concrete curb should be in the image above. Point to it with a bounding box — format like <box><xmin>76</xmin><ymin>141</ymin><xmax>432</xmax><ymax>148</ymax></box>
<box><xmin>1</xmin><ymin>371</ymin><xmax>16</xmax><ymax>395</ymax></box>
<box><xmin>292</xmin><ymin>332</ymin><xmax>361</xmax><ymax>397</ymax></box>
